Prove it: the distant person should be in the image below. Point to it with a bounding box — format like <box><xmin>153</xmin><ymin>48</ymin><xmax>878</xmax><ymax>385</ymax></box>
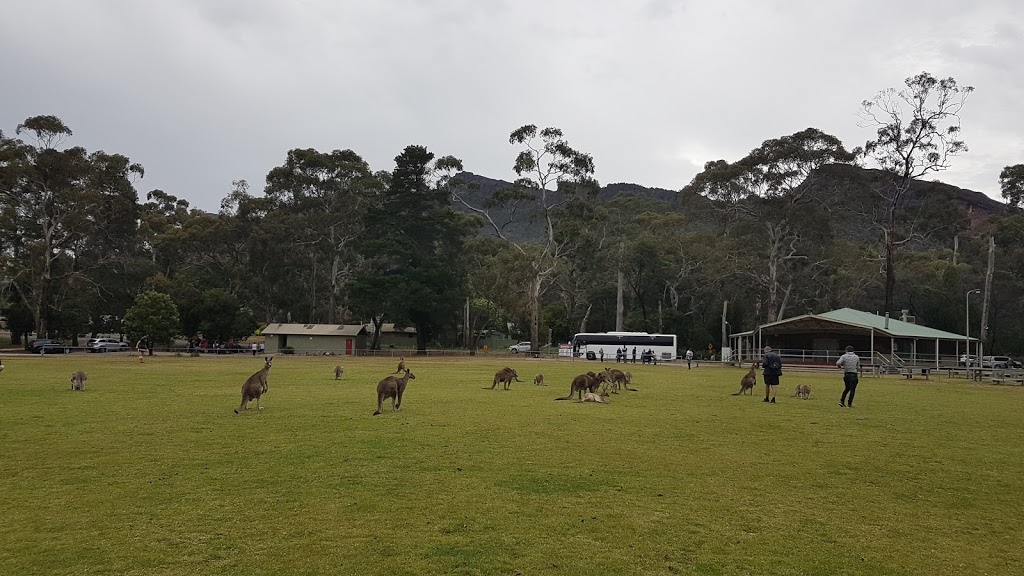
<box><xmin>631</xmin><ymin>347</ymin><xmax>637</xmax><ymax>364</ymax></box>
<box><xmin>685</xmin><ymin>348</ymin><xmax>694</xmax><ymax>369</ymax></box>
<box><xmin>251</xmin><ymin>342</ymin><xmax>258</xmax><ymax>357</ymax></box>
<box><xmin>258</xmin><ymin>342</ymin><xmax>265</xmax><ymax>355</ymax></box>
<box><xmin>837</xmin><ymin>345</ymin><xmax>861</xmax><ymax>408</ymax></box>
<box><xmin>599</xmin><ymin>348</ymin><xmax>604</xmax><ymax>363</ymax></box>
<box><xmin>136</xmin><ymin>337</ymin><xmax>146</xmax><ymax>363</ymax></box>
<box><xmin>615</xmin><ymin>347</ymin><xmax>622</xmax><ymax>363</ymax></box>
<box><xmin>762</xmin><ymin>346</ymin><xmax>782</xmax><ymax>403</ymax></box>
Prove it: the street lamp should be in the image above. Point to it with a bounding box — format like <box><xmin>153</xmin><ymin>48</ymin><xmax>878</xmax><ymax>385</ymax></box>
<box><xmin>966</xmin><ymin>289</ymin><xmax>980</xmax><ymax>366</ymax></box>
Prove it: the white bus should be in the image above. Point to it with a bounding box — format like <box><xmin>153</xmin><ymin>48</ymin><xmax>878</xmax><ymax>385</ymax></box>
<box><xmin>571</xmin><ymin>332</ymin><xmax>678</xmax><ymax>362</ymax></box>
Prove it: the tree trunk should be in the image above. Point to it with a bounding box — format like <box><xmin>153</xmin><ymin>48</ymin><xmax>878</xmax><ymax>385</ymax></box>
<box><xmin>578</xmin><ymin>303</ymin><xmax>593</xmax><ymax>334</ymax></box>
<box><xmin>529</xmin><ymin>275</ymin><xmax>541</xmax><ymax>355</ymax></box>
<box><xmin>884</xmin><ymin>215</ymin><xmax>896</xmax><ymax>315</ymax></box>
<box><xmin>615</xmin><ymin>266</ymin><xmax>625</xmax><ymax>331</ymax></box>
<box><xmin>370</xmin><ymin>316</ymin><xmax>383</xmax><ymax>350</ymax></box>
<box><xmin>980</xmin><ymin>236</ymin><xmax>995</xmax><ymax>345</ymax></box>
<box><xmin>329</xmin><ymin>252</ymin><xmax>339</xmax><ymax>324</ymax></box>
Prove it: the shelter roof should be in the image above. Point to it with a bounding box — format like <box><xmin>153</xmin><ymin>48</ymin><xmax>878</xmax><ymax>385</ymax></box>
<box><xmin>261</xmin><ymin>323</ymin><xmax>367</xmax><ymax>336</ymax></box>
<box><xmin>733</xmin><ymin>308</ymin><xmax>973</xmax><ymax>341</ymax></box>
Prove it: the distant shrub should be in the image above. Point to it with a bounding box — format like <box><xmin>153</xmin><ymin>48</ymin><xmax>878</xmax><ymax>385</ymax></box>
<box><xmin>281</xmin><ymin>346</ymin><xmax>295</xmax><ymax>355</ymax></box>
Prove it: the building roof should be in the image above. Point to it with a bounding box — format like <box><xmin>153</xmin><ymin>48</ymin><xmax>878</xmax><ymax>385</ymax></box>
<box><xmin>367</xmin><ymin>323</ymin><xmax>417</xmax><ymax>334</ymax></box>
<box><xmin>732</xmin><ymin>308</ymin><xmax>973</xmax><ymax>341</ymax></box>
<box><xmin>261</xmin><ymin>323</ymin><xmax>367</xmax><ymax>336</ymax></box>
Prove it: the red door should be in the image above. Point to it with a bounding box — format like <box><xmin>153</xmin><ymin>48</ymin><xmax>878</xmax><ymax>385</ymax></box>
<box><xmin>346</xmin><ymin>338</ymin><xmax>353</xmax><ymax>356</ymax></box>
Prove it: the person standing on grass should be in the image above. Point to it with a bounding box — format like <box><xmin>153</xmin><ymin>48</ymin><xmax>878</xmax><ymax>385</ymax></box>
<box><xmin>685</xmin><ymin>348</ymin><xmax>693</xmax><ymax>369</ymax></box>
<box><xmin>837</xmin><ymin>345</ymin><xmax>861</xmax><ymax>408</ymax></box>
<box><xmin>632</xmin><ymin>347</ymin><xmax>637</xmax><ymax>364</ymax></box>
<box><xmin>762</xmin><ymin>346</ymin><xmax>782</xmax><ymax>403</ymax></box>
<box><xmin>136</xmin><ymin>337</ymin><xmax>147</xmax><ymax>364</ymax></box>
<box><xmin>599</xmin><ymin>348</ymin><xmax>604</xmax><ymax>363</ymax></box>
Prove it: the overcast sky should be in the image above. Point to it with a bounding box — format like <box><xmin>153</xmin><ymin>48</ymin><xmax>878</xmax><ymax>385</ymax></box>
<box><xmin>2</xmin><ymin>0</ymin><xmax>1022</xmax><ymax>211</ymax></box>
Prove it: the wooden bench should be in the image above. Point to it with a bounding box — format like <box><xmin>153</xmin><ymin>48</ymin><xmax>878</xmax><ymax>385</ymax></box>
<box><xmin>991</xmin><ymin>369</ymin><xmax>1024</xmax><ymax>385</ymax></box>
<box><xmin>902</xmin><ymin>367</ymin><xmax>933</xmax><ymax>380</ymax></box>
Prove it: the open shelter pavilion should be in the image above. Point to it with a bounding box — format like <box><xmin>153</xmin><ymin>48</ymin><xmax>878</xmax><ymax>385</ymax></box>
<box><xmin>729</xmin><ymin>308</ymin><xmax>976</xmax><ymax>368</ymax></box>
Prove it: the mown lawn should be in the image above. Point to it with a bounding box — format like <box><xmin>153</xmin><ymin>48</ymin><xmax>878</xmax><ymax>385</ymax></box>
<box><xmin>1</xmin><ymin>354</ymin><xmax>1022</xmax><ymax>575</ymax></box>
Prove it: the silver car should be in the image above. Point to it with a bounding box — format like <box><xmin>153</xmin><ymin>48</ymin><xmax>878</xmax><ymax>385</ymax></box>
<box><xmin>86</xmin><ymin>338</ymin><xmax>130</xmax><ymax>353</ymax></box>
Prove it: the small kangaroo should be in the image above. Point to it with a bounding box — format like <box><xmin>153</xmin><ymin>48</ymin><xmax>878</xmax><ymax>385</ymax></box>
<box><xmin>334</xmin><ymin>365</ymin><xmax>344</xmax><ymax>380</ymax></box>
<box><xmin>235</xmin><ymin>357</ymin><xmax>272</xmax><ymax>414</ymax></box>
<box><xmin>490</xmin><ymin>367</ymin><xmax>522</xmax><ymax>390</ymax></box>
<box><xmin>393</xmin><ymin>356</ymin><xmax>406</xmax><ymax>374</ymax></box>
<box><xmin>533</xmin><ymin>373</ymin><xmax>545</xmax><ymax>386</ymax></box>
<box><xmin>794</xmin><ymin>384</ymin><xmax>811</xmax><ymax>399</ymax></box>
<box><xmin>374</xmin><ymin>369</ymin><xmax>416</xmax><ymax>415</ymax></box>
<box><xmin>70</xmin><ymin>371</ymin><xmax>87</xmax><ymax>391</ymax></box>
<box><xmin>556</xmin><ymin>372</ymin><xmax>606</xmax><ymax>401</ymax></box>
<box><xmin>733</xmin><ymin>365</ymin><xmax>757</xmax><ymax>395</ymax></box>
<box><xmin>624</xmin><ymin>371</ymin><xmax>632</xmax><ymax>385</ymax></box>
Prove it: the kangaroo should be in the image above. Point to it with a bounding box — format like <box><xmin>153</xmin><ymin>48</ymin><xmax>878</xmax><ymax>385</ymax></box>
<box><xmin>393</xmin><ymin>356</ymin><xmax>406</xmax><ymax>374</ymax></box>
<box><xmin>334</xmin><ymin>365</ymin><xmax>344</xmax><ymax>380</ymax></box>
<box><xmin>533</xmin><ymin>373</ymin><xmax>545</xmax><ymax>386</ymax></box>
<box><xmin>374</xmin><ymin>369</ymin><xmax>416</xmax><ymax>415</ymax></box>
<box><xmin>624</xmin><ymin>371</ymin><xmax>632</xmax><ymax>385</ymax></box>
<box><xmin>601</xmin><ymin>367</ymin><xmax>637</xmax><ymax>393</ymax></box>
<box><xmin>70</xmin><ymin>371</ymin><xmax>87</xmax><ymax>391</ymax></box>
<box><xmin>490</xmin><ymin>367</ymin><xmax>522</xmax><ymax>390</ymax></box>
<box><xmin>0</xmin><ymin>358</ymin><xmax>4</xmax><ymax>374</ymax></box>
<box><xmin>556</xmin><ymin>372</ymin><xmax>606</xmax><ymax>401</ymax></box>
<box><xmin>235</xmin><ymin>357</ymin><xmax>272</xmax><ymax>414</ymax></box>
<box><xmin>795</xmin><ymin>384</ymin><xmax>811</xmax><ymax>399</ymax></box>
<box><xmin>579</xmin><ymin>391</ymin><xmax>609</xmax><ymax>404</ymax></box>
<box><xmin>732</xmin><ymin>364</ymin><xmax>757</xmax><ymax>395</ymax></box>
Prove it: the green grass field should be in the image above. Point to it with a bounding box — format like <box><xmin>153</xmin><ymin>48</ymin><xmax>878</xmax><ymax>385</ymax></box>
<box><xmin>1</xmin><ymin>354</ymin><xmax>1022</xmax><ymax>575</ymax></box>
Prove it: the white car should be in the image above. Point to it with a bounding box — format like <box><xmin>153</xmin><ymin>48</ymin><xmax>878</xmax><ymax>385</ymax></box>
<box><xmin>87</xmin><ymin>338</ymin><xmax>130</xmax><ymax>353</ymax></box>
<box><xmin>508</xmin><ymin>342</ymin><xmax>531</xmax><ymax>354</ymax></box>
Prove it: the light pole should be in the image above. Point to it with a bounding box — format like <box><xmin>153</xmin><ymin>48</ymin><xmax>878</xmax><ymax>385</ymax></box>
<box><xmin>966</xmin><ymin>289</ymin><xmax>980</xmax><ymax>366</ymax></box>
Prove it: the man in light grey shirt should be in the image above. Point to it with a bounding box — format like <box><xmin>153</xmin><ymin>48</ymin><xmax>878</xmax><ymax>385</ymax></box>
<box><xmin>836</xmin><ymin>345</ymin><xmax>860</xmax><ymax>408</ymax></box>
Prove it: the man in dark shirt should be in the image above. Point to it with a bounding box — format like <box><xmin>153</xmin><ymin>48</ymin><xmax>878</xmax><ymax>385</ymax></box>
<box><xmin>762</xmin><ymin>346</ymin><xmax>783</xmax><ymax>403</ymax></box>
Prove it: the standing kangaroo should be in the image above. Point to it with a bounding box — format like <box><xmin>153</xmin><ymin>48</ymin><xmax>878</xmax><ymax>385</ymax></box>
<box><xmin>393</xmin><ymin>356</ymin><xmax>406</xmax><ymax>374</ymax></box>
<box><xmin>334</xmin><ymin>365</ymin><xmax>344</xmax><ymax>380</ymax></box>
<box><xmin>70</xmin><ymin>371</ymin><xmax>87</xmax><ymax>391</ymax></box>
<box><xmin>556</xmin><ymin>372</ymin><xmax>606</xmax><ymax>401</ymax></box>
<box><xmin>235</xmin><ymin>357</ymin><xmax>272</xmax><ymax>414</ymax></box>
<box><xmin>374</xmin><ymin>369</ymin><xmax>416</xmax><ymax>415</ymax></box>
<box><xmin>733</xmin><ymin>365</ymin><xmax>757</xmax><ymax>395</ymax></box>
<box><xmin>490</xmin><ymin>367</ymin><xmax>522</xmax><ymax>390</ymax></box>
<box><xmin>602</xmin><ymin>367</ymin><xmax>637</xmax><ymax>393</ymax></box>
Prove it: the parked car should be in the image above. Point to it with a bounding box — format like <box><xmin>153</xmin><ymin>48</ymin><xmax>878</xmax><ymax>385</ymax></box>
<box><xmin>981</xmin><ymin>355</ymin><xmax>1011</xmax><ymax>369</ymax></box>
<box><xmin>958</xmin><ymin>354</ymin><xmax>977</xmax><ymax>367</ymax></box>
<box><xmin>508</xmin><ymin>342</ymin><xmax>532</xmax><ymax>354</ymax></box>
<box><xmin>86</xmin><ymin>338</ymin><xmax>130</xmax><ymax>353</ymax></box>
<box><xmin>29</xmin><ymin>339</ymin><xmax>72</xmax><ymax>354</ymax></box>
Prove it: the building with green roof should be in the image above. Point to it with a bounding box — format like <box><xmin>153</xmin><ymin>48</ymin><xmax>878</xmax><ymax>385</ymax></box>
<box><xmin>728</xmin><ymin>308</ymin><xmax>976</xmax><ymax>368</ymax></box>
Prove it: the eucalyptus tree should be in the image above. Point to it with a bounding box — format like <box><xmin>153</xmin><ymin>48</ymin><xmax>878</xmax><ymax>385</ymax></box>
<box><xmin>1000</xmin><ymin>164</ymin><xmax>1024</xmax><ymax>208</ymax></box>
<box><xmin>0</xmin><ymin>116</ymin><xmax>144</xmax><ymax>337</ymax></box>
<box><xmin>859</xmin><ymin>71</ymin><xmax>973</xmax><ymax>315</ymax></box>
<box><xmin>264</xmin><ymin>149</ymin><xmax>383</xmax><ymax>323</ymax></box>
<box><xmin>451</xmin><ymin>125</ymin><xmax>597</xmax><ymax>353</ymax></box>
<box><xmin>683</xmin><ymin>128</ymin><xmax>855</xmax><ymax>322</ymax></box>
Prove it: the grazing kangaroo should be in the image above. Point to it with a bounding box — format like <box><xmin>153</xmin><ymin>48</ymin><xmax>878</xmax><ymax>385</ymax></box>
<box><xmin>795</xmin><ymin>384</ymin><xmax>811</xmax><ymax>399</ymax></box>
<box><xmin>70</xmin><ymin>371</ymin><xmax>87</xmax><ymax>391</ymax></box>
<box><xmin>556</xmin><ymin>372</ymin><xmax>606</xmax><ymax>401</ymax></box>
<box><xmin>393</xmin><ymin>356</ymin><xmax>406</xmax><ymax>374</ymax></box>
<box><xmin>602</xmin><ymin>367</ymin><xmax>637</xmax><ymax>393</ymax></box>
<box><xmin>374</xmin><ymin>369</ymin><xmax>416</xmax><ymax>415</ymax></box>
<box><xmin>235</xmin><ymin>357</ymin><xmax>272</xmax><ymax>414</ymax></box>
<box><xmin>334</xmin><ymin>365</ymin><xmax>344</xmax><ymax>380</ymax></box>
<box><xmin>733</xmin><ymin>365</ymin><xmax>757</xmax><ymax>395</ymax></box>
<box><xmin>490</xmin><ymin>367</ymin><xmax>522</xmax><ymax>390</ymax></box>
<box><xmin>624</xmin><ymin>371</ymin><xmax>632</xmax><ymax>385</ymax></box>
<box><xmin>579</xmin><ymin>391</ymin><xmax>609</xmax><ymax>404</ymax></box>
<box><xmin>533</xmin><ymin>373</ymin><xmax>545</xmax><ymax>386</ymax></box>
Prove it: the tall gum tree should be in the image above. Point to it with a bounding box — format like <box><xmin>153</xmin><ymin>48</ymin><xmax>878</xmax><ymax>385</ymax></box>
<box><xmin>859</xmin><ymin>71</ymin><xmax>973</xmax><ymax>315</ymax></box>
<box><xmin>451</xmin><ymin>125</ymin><xmax>596</xmax><ymax>354</ymax></box>
<box><xmin>683</xmin><ymin>128</ymin><xmax>854</xmax><ymax>322</ymax></box>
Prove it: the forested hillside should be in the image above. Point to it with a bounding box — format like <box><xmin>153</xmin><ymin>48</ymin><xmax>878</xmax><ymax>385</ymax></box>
<box><xmin>3</xmin><ymin>107</ymin><xmax>1024</xmax><ymax>355</ymax></box>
